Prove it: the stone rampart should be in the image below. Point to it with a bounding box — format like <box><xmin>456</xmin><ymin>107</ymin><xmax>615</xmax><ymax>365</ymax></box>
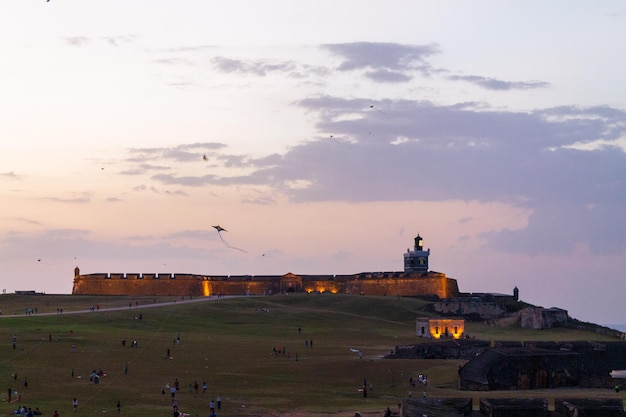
<box><xmin>72</xmin><ymin>269</ymin><xmax>459</xmax><ymax>298</ymax></box>
<box><xmin>434</xmin><ymin>299</ymin><xmax>506</xmax><ymax>319</ymax></box>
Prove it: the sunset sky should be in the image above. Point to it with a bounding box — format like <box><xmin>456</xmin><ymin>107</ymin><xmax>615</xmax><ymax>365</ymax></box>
<box><xmin>1</xmin><ymin>1</ymin><xmax>625</xmax><ymax>326</ymax></box>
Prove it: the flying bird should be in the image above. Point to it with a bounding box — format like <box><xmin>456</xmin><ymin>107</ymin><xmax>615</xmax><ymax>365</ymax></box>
<box><xmin>212</xmin><ymin>225</ymin><xmax>247</xmax><ymax>253</ymax></box>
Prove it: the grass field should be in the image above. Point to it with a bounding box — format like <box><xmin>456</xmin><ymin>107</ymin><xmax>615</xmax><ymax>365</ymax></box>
<box><xmin>0</xmin><ymin>293</ymin><xmax>623</xmax><ymax>417</ymax></box>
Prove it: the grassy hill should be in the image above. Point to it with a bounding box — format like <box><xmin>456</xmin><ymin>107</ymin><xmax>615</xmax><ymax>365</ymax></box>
<box><xmin>0</xmin><ymin>293</ymin><xmax>623</xmax><ymax>417</ymax></box>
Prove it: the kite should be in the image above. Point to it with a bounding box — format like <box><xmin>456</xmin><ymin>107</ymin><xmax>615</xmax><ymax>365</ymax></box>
<box><xmin>369</xmin><ymin>105</ymin><xmax>386</xmax><ymax>114</ymax></box>
<box><xmin>350</xmin><ymin>348</ymin><xmax>364</xmax><ymax>360</ymax></box>
<box><xmin>212</xmin><ymin>225</ymin><xmax>247</xmax><ymax>253</ymax></box>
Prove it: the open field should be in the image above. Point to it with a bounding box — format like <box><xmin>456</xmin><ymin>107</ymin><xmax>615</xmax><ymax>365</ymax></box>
<box><xmin>0</xmin><ymin>293</ymin><xmax>624</xmax><ymax>417</ymax></box>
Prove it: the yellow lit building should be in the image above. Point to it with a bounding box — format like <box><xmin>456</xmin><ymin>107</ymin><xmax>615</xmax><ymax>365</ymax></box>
<box><xmin>416</xmin><ymin>317</ymin><xmax>464</xmax><ymax>339</ymax></box>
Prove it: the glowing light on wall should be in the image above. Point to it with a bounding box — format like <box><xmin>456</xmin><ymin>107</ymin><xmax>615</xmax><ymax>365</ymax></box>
<box><xmin>428</xmin><ymin>319</ymin><xmax>464</xmax><ymax>339</ymax></box>
<box><xmin>202</xmin><ymin>281</ymin><xmax>210</xmax><ymax>297</ymax></box>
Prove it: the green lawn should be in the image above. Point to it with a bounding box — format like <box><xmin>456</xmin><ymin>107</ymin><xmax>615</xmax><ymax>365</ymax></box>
<box><xmin>0</xmin><ymin>293</ymin><xmax>623</xmax><ymax>417</ymax></box>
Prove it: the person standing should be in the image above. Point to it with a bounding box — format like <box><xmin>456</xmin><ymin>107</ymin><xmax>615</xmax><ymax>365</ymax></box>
<box><xmin>116</xmin><ymin>400</ymin><xmax>121</xmax><ymax>413</ymax></box>
<box><xmin>209</xmin><ymin>400</ymin><xmax>215</xmax><ymax>413</ymax></box>
<box><xmin>216</xmin><ymin>394</ymin><xmax>222</xmax><ymax>410</ymax></box>
<box><xmin>72</xmin><ymin>398</ymin><xmax>78</xmax><ymax>412</ymax></box>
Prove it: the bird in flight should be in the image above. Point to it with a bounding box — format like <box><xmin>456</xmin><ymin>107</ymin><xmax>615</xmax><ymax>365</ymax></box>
<box><xmin>212</xmin><ymin>225</ymin><xmax>247</xmax><ymax>253</ymax></box>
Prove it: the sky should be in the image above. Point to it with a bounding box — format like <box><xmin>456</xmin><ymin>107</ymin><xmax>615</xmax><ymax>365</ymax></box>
<box><xmin>1</xmin><ymin>1</ymin><xmax>625</xmax><ymax>326</ymax></box>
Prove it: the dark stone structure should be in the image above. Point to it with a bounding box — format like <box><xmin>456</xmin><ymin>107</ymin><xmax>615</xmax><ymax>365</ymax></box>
<box><xmin>555</xmin><ymin>398</ymin><xmax>625</xmax><ymax>417</ymax></box>
<box><xmin>458</xmin><ymin>341</ymin><xmax>626</xmax><ymax>390</ymax></box>
<box><xmin>479</xmin><ymin>398</ymin><xmax>548</xmax><ymax>417</ymax></box>
<box><xmin>389</xmin><ymin>339</ymin><xmax>490</xmax><ymax>360</ymax></box>
<box><xmin>402</xmin><ymin>397</ymin><xmax>473</xmax><ymax>417</ymax></box>
<box><xmin>400</xmin><ymin>397</ymin><xmax>624</xmax><ymax>417</ymax></box>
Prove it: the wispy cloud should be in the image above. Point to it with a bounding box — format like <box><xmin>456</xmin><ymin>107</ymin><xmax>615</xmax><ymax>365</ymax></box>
<box><xmin>102</xmin><ymin>35</ymin><xmax>138</xmax><ymax>47</ymax></box>
<box><xmin>448</xmin><ymin>74</ymin><xmax>550</xmax><ymax>91</ymax></box>
<box><xmin>1</xmin><ymin>171</ymin><xmax>22</xmax><ymax>180</ymax></box>
<box><xmin>64</xmin><ymin>36</ymin><xmax>90</xmax><ymax>47</ymax></box>
<box><xmin>212</xmin><ymin>56</ymin><xmax>297</xmax><ymax>76</ymax></box>
<box><xmin>322</xmin><ymin>42</ymin><xmax>440</xmax><ymax>80</ymax></box>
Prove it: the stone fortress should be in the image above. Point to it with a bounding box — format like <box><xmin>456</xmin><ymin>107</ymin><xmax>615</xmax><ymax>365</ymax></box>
<box><xmin>72</xmin><ymin>234</ymin><xmax>460</xmax><ymax>298</ymax></box>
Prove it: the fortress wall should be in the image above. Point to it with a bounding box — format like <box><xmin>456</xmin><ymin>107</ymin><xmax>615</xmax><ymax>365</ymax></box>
<box><xmin>73</xmin><ymin>276</ymin><xmax>203</xmax><ymax>296</ymax></box>
<box><xmin>342</xmin><ymin>277</ymin><xmax>459</xmax><ymax>298</ymax></box>
<box><xmin>302</xmin><ymin>281</ymin><xmax>343</xmax><ymax>294</ymax></box>
<box><xmin>434</xmin><ymin>301</ymin><xmax>506</xmax><ymax>319</ymax></box>
<box><xmin>208</xmin><ymin>278</ymin><xmax>279</xmax><ymax>295</ymax></box>
<box><xmin>73</xmin><ymin>273</ymin><xmax>460</xmax><ymax>298</ymax></box>
<box><xmin>80</xmin><ymin>273</ymin><xmax>109</xmax><ymax>280</ymax></box>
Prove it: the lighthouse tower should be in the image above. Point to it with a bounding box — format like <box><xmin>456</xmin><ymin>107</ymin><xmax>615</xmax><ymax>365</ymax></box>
<box><xmin>403</xmin><ymin>234</ymin><xmax>430</xmax><ymax>273</ymax></box>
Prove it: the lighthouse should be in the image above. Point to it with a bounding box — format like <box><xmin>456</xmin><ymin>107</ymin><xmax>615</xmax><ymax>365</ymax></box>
<box><xmin>403</xmin><ymin>234</ymin><xmax>430</xmax><ymax>273</ymax></box>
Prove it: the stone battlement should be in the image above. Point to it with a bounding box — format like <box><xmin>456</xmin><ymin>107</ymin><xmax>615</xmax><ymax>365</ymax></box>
<box><xmin>72</xmin><ymin>267</ymin><xmax>459</xmax><ymax>298</ymax></box>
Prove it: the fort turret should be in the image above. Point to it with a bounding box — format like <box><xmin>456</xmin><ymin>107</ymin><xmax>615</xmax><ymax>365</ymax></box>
<box><xmin>403</xmin><ymin>233</ymin><xmax>430</xmax><ymax>273</ymax></box>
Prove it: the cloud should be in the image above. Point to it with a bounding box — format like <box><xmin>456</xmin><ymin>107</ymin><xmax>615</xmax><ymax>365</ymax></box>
<box><xmin>102</xmin><ymin>35</ymin><xmax>137</xmax><ymax>47</ymax></box>
<box><xmin>1</xmin><ymin>171</ymin><xmax>22</xmax><ymax>180</ymax></box>
<box><xmin>164</xmin><ymin>45</ymin><xmax>216</xmax><ymax>53</ymax></box>
<box><xmin>63</xmin><ymin>35</ymin><xmax>136</xmax><ymax>48</ymax></box>
<box><xmin>364</xmin><ymin>69</ymin><xmax>412</xmax><ymax>83</ymax></box>
<box><xmin>153</xmin><ymin>57</ymin><xmax>195</xmax><ymax>66</ymax></box>
<box><xmin>64</xmin><ymin>36</ymin><xmax>90</xmax><ymax>47</ymax></box>
<box><xmin>141</xmin><ymin>95</ymin><xmax>624</xmax><ymax>256</ymax></box>
<box><xmin>448</xmin><ymin>74</ymin><xmax>550</xmax><ymax>91</ymax></box>
<box><xmin>126</xmin><ymin>143</ymin><xmax>227</xmax><ymax>163</ymax></box>
<box><xmin>44</xmin><ymin>193</ymin><xmax>92</xmax><ymax>204</ymax></box>
<box><xmin>212</xmin><ymin>56</ymin><xmax>297</xmax><ymax>77</ymax></box>
<box><xmin>322</xmin><ymin>42</ymin><xmax>439</xmax><ymax>77</ymax></box>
